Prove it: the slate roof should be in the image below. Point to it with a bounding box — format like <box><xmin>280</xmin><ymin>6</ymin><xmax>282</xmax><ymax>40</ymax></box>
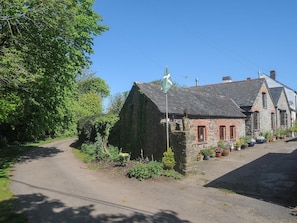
<box><xmin>261</xmin><ymin>73</ymin><xmax>297</xmax><ymax>92</ymax></box>
<box><xmin>191</xmin><ymin>78</ymin><xmax>266</xmax><ymax>107</ymax></box>
<box><xmin>269</xmin><ymin>87</ymin><xmax>283</xmax><ymax>105</ymax></box>
<box><xmin>134</xmin><ymin>82</ymin><xmax>245</xmax><ymax>118</ymax></box>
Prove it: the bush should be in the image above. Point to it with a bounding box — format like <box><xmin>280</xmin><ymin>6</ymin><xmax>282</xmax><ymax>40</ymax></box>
<box><xmin>127</xmin><ymin>161</ymin><xmax>163</xmax><ymax>181</ymax></box>
<box><xmin>80</xmin><ymin>134</ymin><xmax>120</xmax><ymax>162</ymax></box>
<box><xmin>77</xmin><ymin>114</ymin><xmax>119</xmax><ymax>144</ymax></box>
<box><xmin>162</xmin><ymin>147</ymin><xmax>176</xmax><ymax>170</ymax></box>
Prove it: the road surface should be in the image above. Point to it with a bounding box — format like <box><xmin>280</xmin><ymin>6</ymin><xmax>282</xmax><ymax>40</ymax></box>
<box><xmin>10</xmin><ymin>139</ymin><xmax>297</xmax><ymax>222</ymax></box>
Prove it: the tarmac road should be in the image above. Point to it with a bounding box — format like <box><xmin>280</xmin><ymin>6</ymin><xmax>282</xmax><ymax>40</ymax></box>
<box><xmin>10</xmin><ymin>138</ymin><xmax>297</xmax><ymax>223</ymax></box>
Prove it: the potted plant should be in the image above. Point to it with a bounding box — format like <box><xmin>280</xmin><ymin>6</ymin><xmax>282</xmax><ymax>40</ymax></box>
<box><xmin>239</xmin><ymin>136</ymin><xmax>248</xmax><ymax>149</ymax></box>
<box><xmin>247</xmin><ymin>138</ymin><xmax>256</xmax><ymax>147</ymax></box>
<box><xmin>235</xmin><ymin>139</ymin><xmax>241</xmax><ymax>150</ymax></box>
<box><xmin>263</xmin><ymin>131</ymin><xmax>273</xmax><ymax>142</ymax></box>
<box><xmin>201</xmin><ymin>149</ymin><xmax>212</xmax><ymax>160</ymax></box>
<box><xmin>256</xmin><ymin>135</ymin><xmax>266</xmax><ymax>144</ymax></box>
<box><xmin>215</xmin><ymin>147</ymin><xmax>223</xmax><ymax>157</ymax></box>
<box><xmin>196</xmin><ymin>152</ymin><xmax>203</xmax><ymax>161</ymax></box>
<box><xmin>218</xmin><ymin>140</ymin><xmax>230</xmax><ymax>156</ymax></box>
<box><xmin>209</xmin><ymin>146</ymin><xmax>216</xmax><ymax>158</ymax></box>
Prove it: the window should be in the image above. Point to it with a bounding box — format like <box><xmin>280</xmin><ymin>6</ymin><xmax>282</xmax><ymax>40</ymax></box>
<box><xmin>262</xmin><ymin>92</ymin><xmax>267</xmax><ymax>108</ymax></box>
<box><xmin>271</xmin><ymin>113</ymin><xmax>275</xmax><ymax>129</ymax></box>
<box><xmin>253</xmin><ymin>111</ymin><xmax>260</xmax><ymax>130</ymax></box>
<box><xmin>198</xmin><ymin>126</ymin><xmax>206</xmax><ymax>142</ymax></box>
<box><xmin>219</xmin><ymin>125</ymin><xmax>226</xmax><ymax>140</ymax></box>
<box><xmin>280</xmin><ymin>110</ymin><xmax>287</xmax><ymax>126</ymax></box>
<box><xmin>230</xmin><ymin>125</ymin><xmax>236</xmax><ymax>139</ymax></box>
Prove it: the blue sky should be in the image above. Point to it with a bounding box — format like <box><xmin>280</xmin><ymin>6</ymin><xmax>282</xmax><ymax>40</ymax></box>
<box><xmin>91</xmin><ymin>1</ymin><xmax>297</xmax><ymax>98</ymax></box>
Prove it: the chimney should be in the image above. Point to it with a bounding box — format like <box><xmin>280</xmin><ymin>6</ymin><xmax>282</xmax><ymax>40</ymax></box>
<box><xmin>222</xmin><ymin>76</ymin><xmax>232</xmax><ymax>83</ymax></box>
<box><xmin>270</xmin><ymin>70</ymin><xmax>276</xmax><ymax>80</ymax></box>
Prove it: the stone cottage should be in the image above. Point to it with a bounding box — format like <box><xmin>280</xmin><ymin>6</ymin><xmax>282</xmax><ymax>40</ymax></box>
<box><xmin>261</xmin><ymin>70</ymin><xmax>297</xmax><ymax>128</ymax></box>
<box><xmin>115</xmin><ymin>82</ymin><xmax>246</xmax><ymax>174</ymax></box>
<box><xmin>193</xmin><ymin>78</ymin><xmax>278</xmax><ymax>138</ymax></box>
<box><xmin>270</xmin><ymin>87</ymin><xmax>290</xmax><ymax>130</ymax></box>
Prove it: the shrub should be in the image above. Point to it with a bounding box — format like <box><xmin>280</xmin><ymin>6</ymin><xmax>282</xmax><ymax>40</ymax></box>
<box><xmin>80</xmin><ymin>134</ymin><xmax>120</xmax><ymax>162</ymax></box>
<box><xmin>127</xmin><ymin>161</ymin><xmax>163</xmax><ymax>181</ymax></box>
<box><xmin>162</xmin><ymin>147</ymin><xmax>176</xmax><ymax>170</ymax></box>
<box><xmin>77</xmin><ymin>114</ymin><xmax>119</xmax><ymax>144</ymax></box>
<box><xmin>81</xmin><ymin>143</ymin><xmax>97</xmax><ymax>160</ymax></box>
<box><xmin>147</xmin><ymin>161</ymin><xmax>163</xmax><ymax>175</ymax></box>
<box><xmin>106</xmin><ymin>145</ymin><xmax>120</xmax><ymax>162</ymax></box>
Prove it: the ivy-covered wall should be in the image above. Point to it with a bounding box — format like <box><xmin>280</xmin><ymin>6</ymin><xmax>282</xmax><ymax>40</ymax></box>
<box><xmin>117</xmin><ymin>85</ymin><xmax>167</xmax><ymax>161</ymax></box>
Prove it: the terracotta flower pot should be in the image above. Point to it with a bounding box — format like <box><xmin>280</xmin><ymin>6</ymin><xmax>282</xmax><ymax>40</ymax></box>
<box><xmin>222</xmin><ymin>149</ymin><xmax>230</xmax><ymax>156</ymax></box>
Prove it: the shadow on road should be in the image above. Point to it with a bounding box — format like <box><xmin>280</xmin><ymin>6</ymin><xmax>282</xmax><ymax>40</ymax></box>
<box><xmin>5</xmin><ymin>180</ymin><xmax>190</xmax><ymax>223</ymax></box>
<box><xmin>16</xmin><ymin>146</ymin><xmax>63</xmax><ymax>164</ymax></box>
<box><xmin>205</xmin><ymin>147</ymin><xmax>297</xmax><ymax>208</ymax></box>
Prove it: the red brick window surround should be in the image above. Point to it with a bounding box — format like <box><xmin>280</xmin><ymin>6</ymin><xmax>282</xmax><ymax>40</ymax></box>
<box><xmin>219</xmin><ymin>125</ymin><xmax>226</xmax><ymax>140</ymax></box>
<box><xmin>198</xmin><ymin>126</ymin><xmax>206</xmax><ymax>142</ymax></box>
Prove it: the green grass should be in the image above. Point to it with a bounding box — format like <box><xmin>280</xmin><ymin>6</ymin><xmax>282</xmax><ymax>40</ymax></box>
<box><xmin>0</xmin><ymin>144</ymin><xmax>29</xmax><ymax>222</ymax></box>
<box><xmin>0</xmin><ymin>136</ymin><xmax>76</xmax><ymax>223</ymax></box>
<box><xmin>161</xmin><ymin>169</ymin><xmax>183</xmax><ymax>180</ymax></box>
<box><xmin>219</xmin><ymin>188</ymin><xmax>237</xmax><ymax>194</ymax></box>
<box><xmin>72</xmin><ymin>148</ymin><xmax>94</xmax><ymax>163</ymax></box>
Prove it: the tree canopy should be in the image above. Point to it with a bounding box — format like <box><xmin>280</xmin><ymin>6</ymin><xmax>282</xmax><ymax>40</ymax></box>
<box><xmin>107</xmin><ymin>91</ymin><xmax>129</xmax><ymax>115</ymax></box>
<box><xmin>0</xmin><ymin>0</ymin><xmax>108</xmax><ymax>141</ymax></box>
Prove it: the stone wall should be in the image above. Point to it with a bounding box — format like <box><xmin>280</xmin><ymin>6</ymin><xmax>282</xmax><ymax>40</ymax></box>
<box><xmin>169</xmin><ymin>117</ymin><xmax>246</xmax><ymax>174</ymax></box>
<box><xmin>252</xmin><ymin>83</ymin><xmax>276</xmax><ymax>137</ymax></box>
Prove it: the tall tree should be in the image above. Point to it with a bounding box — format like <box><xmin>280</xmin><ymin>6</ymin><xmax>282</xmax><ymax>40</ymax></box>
<box><xmin>74</xmin><ymin>76</ymin><xmax>110</xmax><ymax>120</ymax></box>
<box><xmin>78</xmin><ymin>77</ymin><xmax>110</xmax><ymax>98</ymax></box>
<box><xmin>107</xmin><ymin>91</ymin><xmax>129</xmax><ymax>115</ymax></box>
<box><xmin>0</xmin><ymin>0</ymin><xmax>108</xmax><ymax>141</ymax></box>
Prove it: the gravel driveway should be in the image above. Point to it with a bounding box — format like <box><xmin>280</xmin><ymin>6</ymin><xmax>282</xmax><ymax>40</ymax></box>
<box><xmin>10</xmin><ymin>138</ymin><xmax>297</xmax><ymax>223</ymax></box>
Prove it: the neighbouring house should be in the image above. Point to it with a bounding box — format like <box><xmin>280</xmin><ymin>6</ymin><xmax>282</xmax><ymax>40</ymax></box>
<box><xmin>193</xmin><ymin>77</ymin><xmax>279</xmax><ymax>138</ymax></box>
<box><xmin>269</xmin><ymin>87</ymin><xmax>291</xmax><ymax>131</ymax></box>
<box><xmin>261</xmin><ymin>70</ymin><xmax>297</xmax><ymax>127</ymax></box>
<box><xmin>114</xmin><ymin>82</ymin><xmax>246</xmax><ymax>174</ymax></box>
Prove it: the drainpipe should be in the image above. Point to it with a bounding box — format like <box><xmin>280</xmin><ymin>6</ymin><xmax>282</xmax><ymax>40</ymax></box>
<box><xmin>274</xmin><ymin>106</ymin><xmax>278</xmax><ymax>132</ymax></box>
<box><xmin>251</xmin><ymin>112</ymin><xmax>254</xmax><ymax>139</ymax></box>
<box><xmin>295</xmin><ymin>91</ymin><xmax>297</xmax><ymax>121</ymax></box>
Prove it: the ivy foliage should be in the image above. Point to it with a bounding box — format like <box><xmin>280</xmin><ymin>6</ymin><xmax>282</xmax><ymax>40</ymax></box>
<box><xmin>77</xmin><ymin>114</ymin><xmax>119</xmax><ymax>144</ymax></box>
<box><xmin>0</xmin><ymin>0</ymin><xmax>108</xmax><ymax>141</ymax></box>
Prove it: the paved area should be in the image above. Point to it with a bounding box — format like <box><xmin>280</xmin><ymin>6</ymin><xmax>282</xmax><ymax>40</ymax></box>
<box><xmin>185</xmin><ymin>138</ymin><xmax>297</xmax><ymax>208</ymax></box>
<box><xmin>10</xmin><ymin>138</ymin><xmax>297</xmax><ymax>223</ymax></box>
